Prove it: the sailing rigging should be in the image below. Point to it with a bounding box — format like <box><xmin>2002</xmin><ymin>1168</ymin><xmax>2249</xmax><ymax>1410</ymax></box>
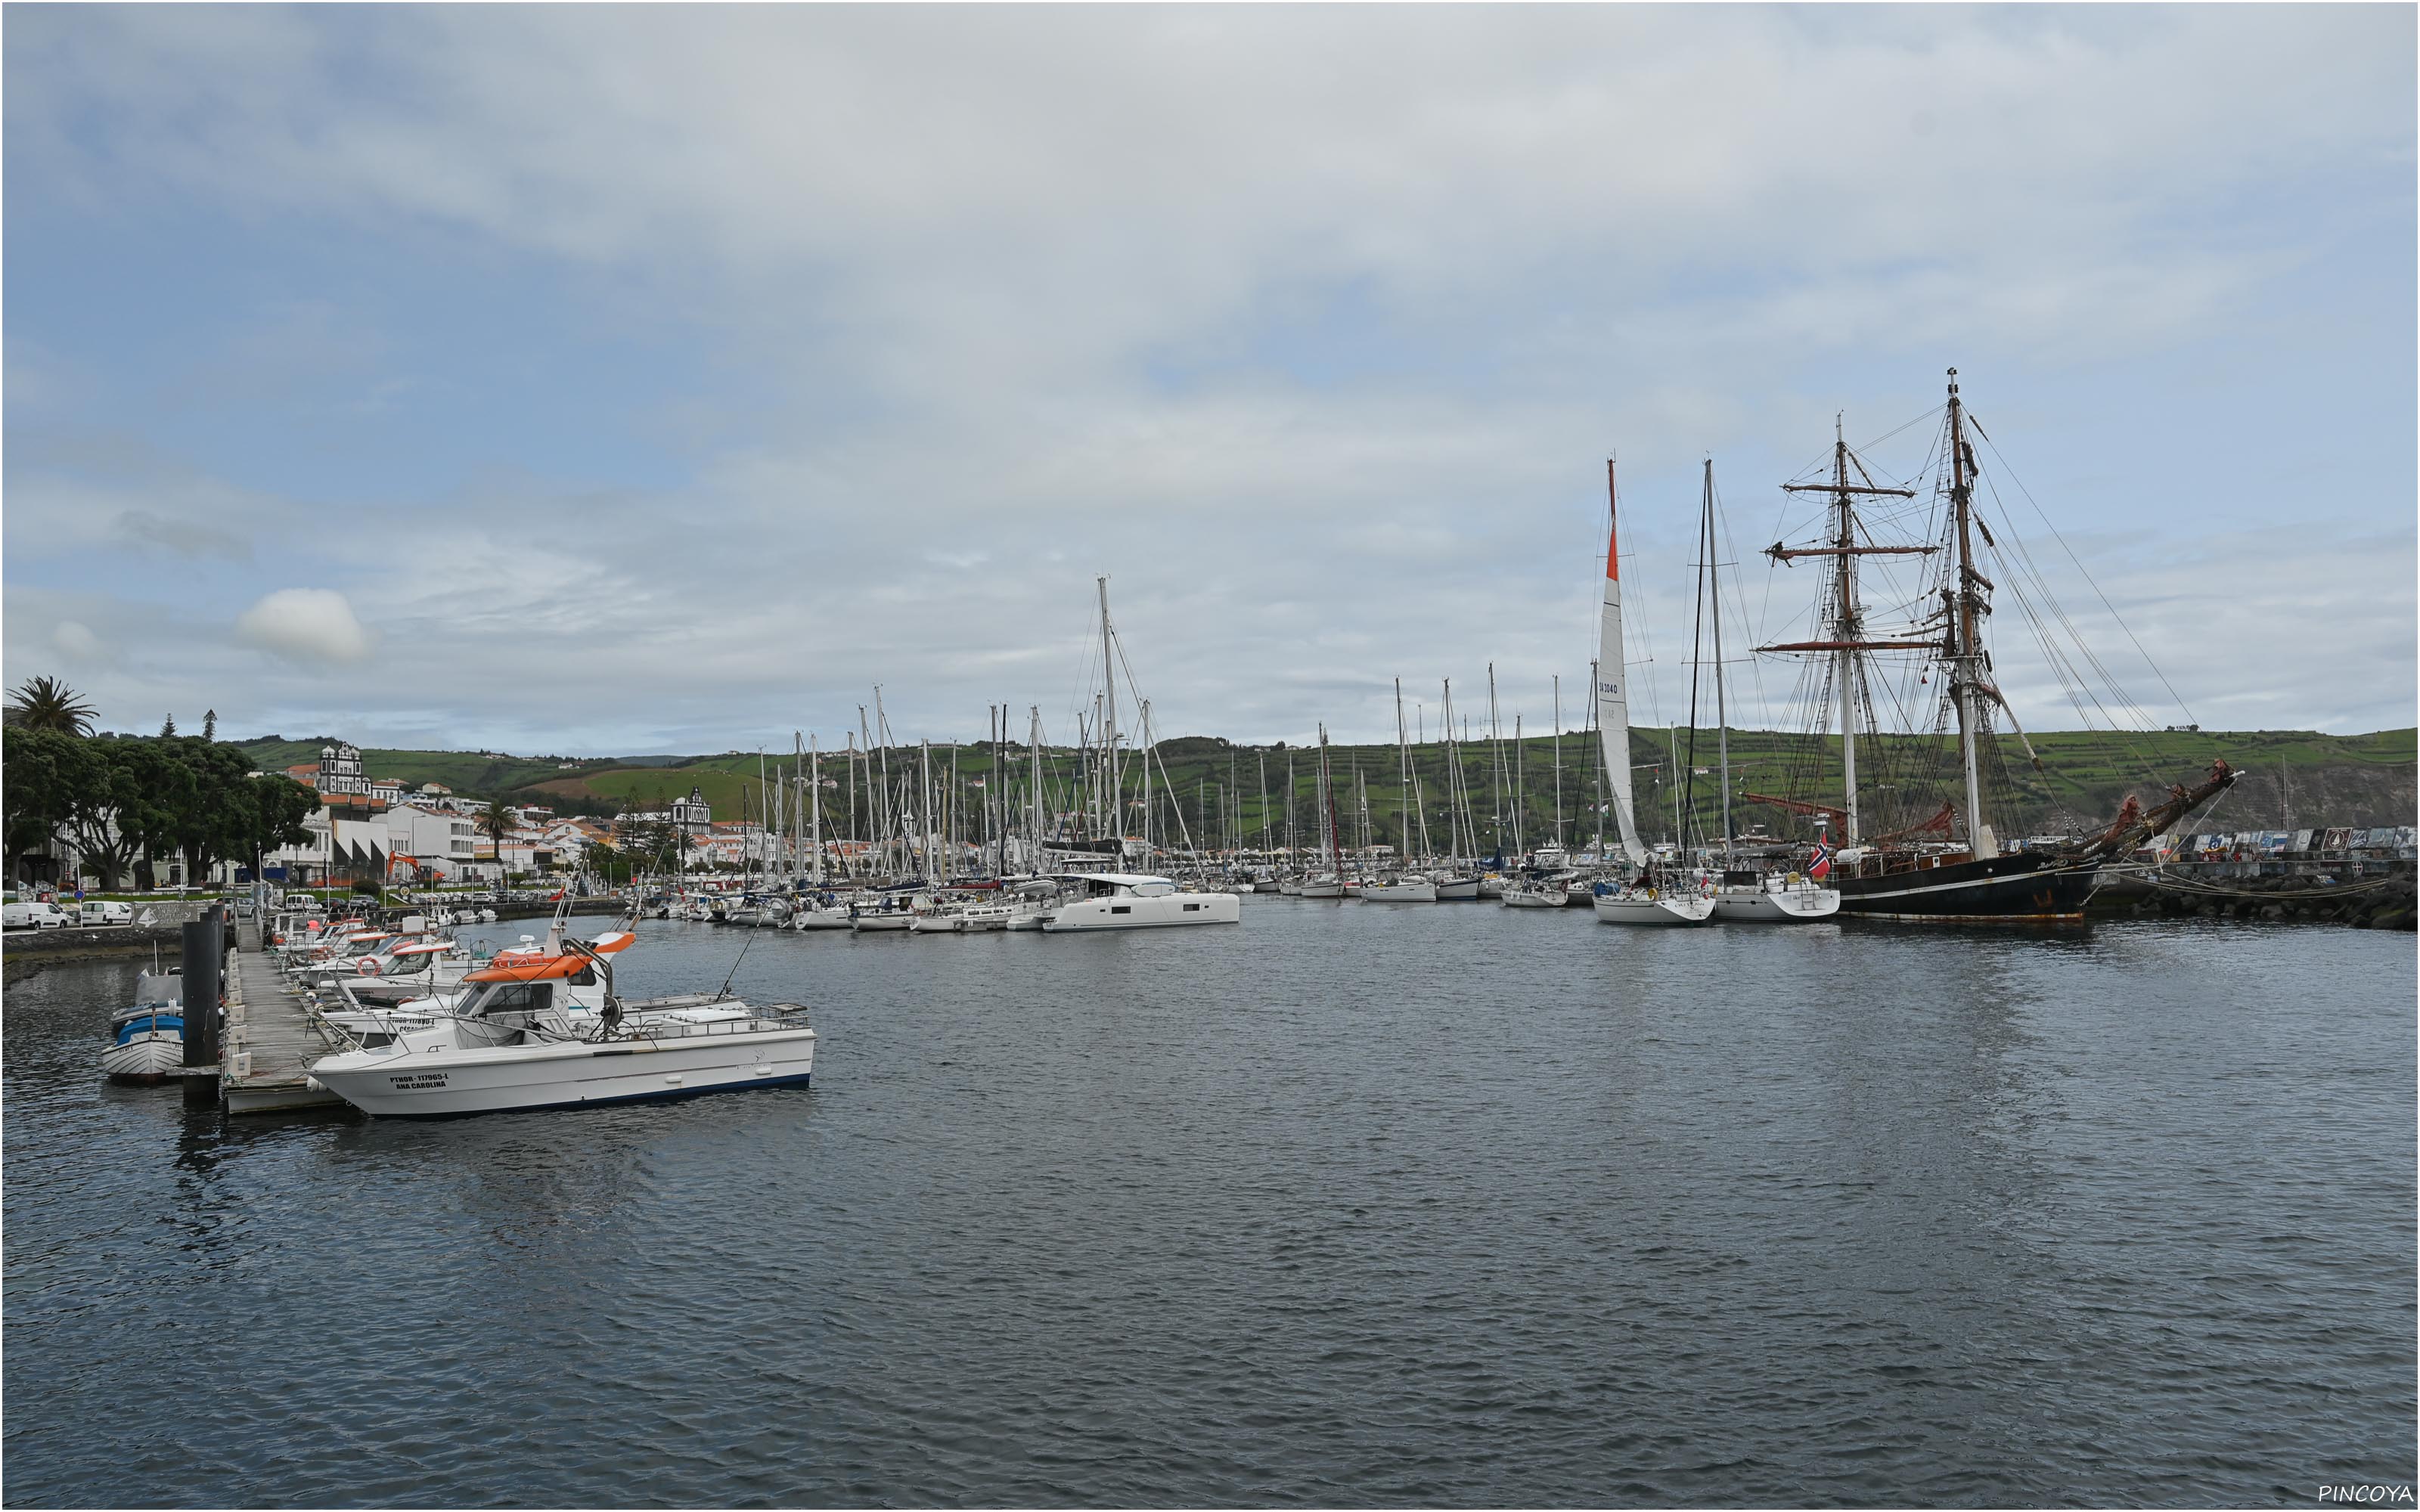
<box><xmin>1751</xmin><ymin>369</ymin><xmax>2235</xmax><ymax>922</ymax></box>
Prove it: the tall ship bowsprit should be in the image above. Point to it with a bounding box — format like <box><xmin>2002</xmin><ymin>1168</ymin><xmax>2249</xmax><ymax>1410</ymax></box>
<box><xmin>1748</xmin><ymin>368</ymin><xmax>2237</xmax><ymax>923</ymax></box>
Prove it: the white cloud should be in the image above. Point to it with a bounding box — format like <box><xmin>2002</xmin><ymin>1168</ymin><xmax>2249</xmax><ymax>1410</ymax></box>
<box><xmin>234</xmin><ymin>588</ymin><xmax>374</xmax><ymax>666</ymax></box>
<box><xmin>2</xmin><ymin>7</ymin><xmax>2411</xmax><ymax>749</ymax></box>
<box><xmin>51</xmin><ymin>620</ymin><xmax>107</xmax><ymax>665</ymax></box>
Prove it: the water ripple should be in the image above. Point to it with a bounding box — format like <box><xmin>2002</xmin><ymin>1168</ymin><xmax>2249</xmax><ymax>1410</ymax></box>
<box><xmin>5</xmin><ymin>910</ymin><xmax>2412</xmax><ymax>1505</ymax></box>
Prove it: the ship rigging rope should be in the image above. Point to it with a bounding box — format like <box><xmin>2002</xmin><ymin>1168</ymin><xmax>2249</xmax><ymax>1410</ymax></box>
<box><xmin>1969</xmin><ymin>416</ymin><xmax>2198</xmax><ymax>730</ymax></box>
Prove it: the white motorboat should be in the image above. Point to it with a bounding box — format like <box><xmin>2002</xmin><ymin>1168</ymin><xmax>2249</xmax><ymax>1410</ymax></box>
<box><xmin>316</xmin><ymin>929</ymin><xmax>634</xmax><ymax>1040</ymax></box>
<box><xmin>306</xmin><ymin>939</ymin><xmax>814</xmax><ymax>1118</ymax></box>
<box><xmin>910</xmin><ymin>901</ymin><xmax>1012</xmax><ymax>932</ymax></box>
<box><xmin>1432</xmin><ymin>874</ymin><xmax>1481</xmax><ymax>901</ymax></box>
<box><xmin>1592</xmin><ymin>885</ymin><xmax>1717</xmax><ymax>927</ymax></box>
<box><xmin>791</xmin><ymin>905</ymin><xmax>855</xmax><ymax>931</ymax></box>
<box><xmin>1500</xmin><ymin>881</ymin><xmax>1566</xmax><ymax>909</ymax></box>
<box><xmin>1038</xmin><ymin>874</ymin><xmax>1240</xmax><ymax>931</ymax></box>
<box><xmin>1711</xmin><ymin>872</ymin><xmax>1842</xmax><ymax>922</ymax></box>
<box><xmin>280</xmin><ymin>928</ymin><xmax>405</xmax><ymax>980</ymax></box>
<box><xmin>1359</xmin><ymin>877</ymin><xmax>1438</xmax><ymax>903</ymax></box>
<box><xmin>1298</xmin><ymin>874</ymin><xmax>1344</xmax><ymax>899</ymax></box>
<box><xmin>317</xmin><ymin>936</ymin><xmax>470</xmax><ymax>987</ymax></box>
<box><xmin>101</xmin><ymin>970</ymin><xmax>186</xmax><ymax>1084</ymax></box>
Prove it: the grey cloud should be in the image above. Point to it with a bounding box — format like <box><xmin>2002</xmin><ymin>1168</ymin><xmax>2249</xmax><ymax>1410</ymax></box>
<box><xmin>111</xmin><ymin>509</ymin><xmax>251</xmax><ymax>560</ymax></box>
<box><xmin>2</xmin><ymin>8</ymin><xmax>2410</xmax><ymax>750</ymax></box>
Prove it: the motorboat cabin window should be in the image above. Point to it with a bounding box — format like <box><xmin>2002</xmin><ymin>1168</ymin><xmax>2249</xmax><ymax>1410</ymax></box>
<box><xmin>1109</xmin><ymin>905</ymin><xmax>1131</xmax><ymax>915</ymax></box>
<box><xmin>569</xmin><ymin>964</ymin><xmax>597</xmax><ymax>985</ymax></box>
<box><xmin>463</xmin><ymin>981</ymin><xmax>556</xmax><ymax>1018</ymax></box>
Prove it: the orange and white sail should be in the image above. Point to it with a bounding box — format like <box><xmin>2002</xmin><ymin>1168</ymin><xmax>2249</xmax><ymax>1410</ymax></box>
<box><xmin>1597</xmin><ymin>460</ymin><xmax>1649</xmax><ymax>868</ymax></box>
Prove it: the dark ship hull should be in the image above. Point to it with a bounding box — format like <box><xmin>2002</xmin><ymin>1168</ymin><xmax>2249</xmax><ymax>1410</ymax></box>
<box><xmin>1835</xmin><ymin>850</ymin><xmax>2102</xmax><ymax>923</ymax></box>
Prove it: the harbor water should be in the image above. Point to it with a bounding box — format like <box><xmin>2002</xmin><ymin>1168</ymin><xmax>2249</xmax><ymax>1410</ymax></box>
<box><xmin>5</xmin><ymin>903</ymin><xmax>2413</xmax><ymax>1506</ymax></box>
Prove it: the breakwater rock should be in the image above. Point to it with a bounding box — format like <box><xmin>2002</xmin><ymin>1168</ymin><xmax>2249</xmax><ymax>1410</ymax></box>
<box><xmin>2092</xmin><ymin>871</ymin><xmax>2417</xmax><ymax>929</ymax></box>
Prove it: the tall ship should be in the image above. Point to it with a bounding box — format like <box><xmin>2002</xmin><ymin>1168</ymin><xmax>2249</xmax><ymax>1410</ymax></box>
<box><xmin>1745</xmin><ymin>369</ymin><xmax>2235</xmax><ymax>923</ymax></box>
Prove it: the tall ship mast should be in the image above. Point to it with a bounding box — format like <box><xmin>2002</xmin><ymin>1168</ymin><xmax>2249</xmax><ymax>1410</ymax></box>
<box><xmin>1749</xmin><ymin>368</ymin><xmax>2235</xmax><ymax>922</ymax></box>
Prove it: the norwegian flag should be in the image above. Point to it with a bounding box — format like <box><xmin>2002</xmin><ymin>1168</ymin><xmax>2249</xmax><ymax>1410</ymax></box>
<box><xmin>1807</xmin><ymin>838</ymin><xmax>1835</xmax><ymax>881</ymax></box>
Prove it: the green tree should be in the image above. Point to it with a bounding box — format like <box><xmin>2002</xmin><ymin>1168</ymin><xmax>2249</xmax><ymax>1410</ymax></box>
<box><xmin>587</xmin><ymin>841</ymin><xmax>649</xmax><ymax>886</ymax></box>
<box><xmin>613</xmin><ymin>812</ymin><xmax>678</xmax><ymax>872</ymax></box>
<box><xmin>180</xmin><ymin>739</ymin><xmax>299</xmax><ymax>881</ymax></box>
<box><xmin>2</xmin><ymin>726</ymin><xmax>99</xmax><ymax>885</ymax></box>
<box><xmin>160</xmin><ymin>714</ymin><xmax>176</xmax><ymax>738</ymax></box>
<box><xmin>202</xmin><ymin>709</ymin><xmax>218</xmax><ymax>741</ymax></box>
<box><xmin>250</xmin><ymin>774</ymin><xmax>320</xmax><ymax>857</ymax></box>
<box><xmin>63</xmin><ymin>738</ymin><xmax>189</xmax><ymax>890</ymax></box>
<box><xmin>5</xmin><ymin>676</ymin><xmax>98</xmax><ymax>736</ymax></box>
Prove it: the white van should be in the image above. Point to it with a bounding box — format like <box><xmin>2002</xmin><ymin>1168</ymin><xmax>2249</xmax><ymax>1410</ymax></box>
<box><xmin>3</xmin><ymin>900</ymin><xmax>71</xmax><ymax>930</ymax></box>
<box><xmin>79</xmin><ymin>900</ymin><xmax>135</xmax><ymax>925</ymax></box>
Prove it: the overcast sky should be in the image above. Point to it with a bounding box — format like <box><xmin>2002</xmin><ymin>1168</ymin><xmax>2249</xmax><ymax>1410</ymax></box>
<box><xmin>6</xmin><ymin>5</ymin><xmax>2412</xmax><ymax>754</ymax></box>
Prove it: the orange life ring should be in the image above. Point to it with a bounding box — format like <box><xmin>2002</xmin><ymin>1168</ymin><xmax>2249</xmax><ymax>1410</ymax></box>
<box><xmin>360</xmin><ymin>958</ymin><xmax>382</xmax><ymax>975</ymax></box>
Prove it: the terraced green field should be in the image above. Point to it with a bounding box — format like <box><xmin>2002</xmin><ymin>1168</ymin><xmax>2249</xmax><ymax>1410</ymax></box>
<box><xmin>232</xmin><ymin>725</ymin><xmax>2415</xmax><ymax>839</ymax></box>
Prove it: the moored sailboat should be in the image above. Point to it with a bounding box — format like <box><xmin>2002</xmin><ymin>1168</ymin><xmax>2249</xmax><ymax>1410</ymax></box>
<box><xmin>1590</xmin><ymin>457</ymin><xmax>1716</xmax><ymax>928</ymax></box>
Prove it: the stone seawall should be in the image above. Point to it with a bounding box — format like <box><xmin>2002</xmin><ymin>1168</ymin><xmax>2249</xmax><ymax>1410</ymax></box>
<box><xmin>2</xmin><ymin>920</ymin><xmax>225</xmax><ymax>981</ymax></box>
<box><xmin>2091</xmin><ymin>870</ymin><xmax>2418</xmax><ymax>929</ymax></box>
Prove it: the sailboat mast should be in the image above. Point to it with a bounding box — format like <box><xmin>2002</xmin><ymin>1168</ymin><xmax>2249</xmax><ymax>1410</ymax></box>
<box><xmin>873</xmin><ymin>692</ymin><xmax>894</xmax><ymax>875</ymax></box>
<box><xmin>1097</xmin><ymin>577</ymin><xmax>1120</xmax><ymax>849</ymax></box>
<box><xmin>1552</xmin><ymin>675</ymin><xmax>1563</xmax><ymax>848</ymax></box>
<box><xmin>918</xmin><ymin>740</ymin><xmax>933</xmax><ymax>881</ymax></box>
<box><xmin>1513</xmin><ymin>713</ymin><xmax>1525</xmax><ymax>857</ymax></box>
<box><xmin>1320</xmin><ymin>726</ymin><xmax>1340</xmax><ymax>874</ymax></box>
<box><xmin>1831</xmin><ymin>424</ymin><xmax>1861</xmax><ymax>844</ymax></box>
<box><xmin>1284</xmin><ymin>747</ymin><xmax>1295</xmax><ymax>866</ymax></box>
<box><xmin>1705</xmin><ymin>460</ymin><xmax>1733</xmax><ymax>856</ymax></box>
<box><xmin>1946</xmin><ymin>368</ymin><xmax>1991</xmax><ymax>856</ymax></box>
<box><xmin>1257</xmin><ymin>751</ymin><xmax>1268</xmax><ymax>861</ymax></box>
<box><xmin>1487</xmin><ymin>664</ymin><xmax>1503</xmax><ymax>858</ymax></box>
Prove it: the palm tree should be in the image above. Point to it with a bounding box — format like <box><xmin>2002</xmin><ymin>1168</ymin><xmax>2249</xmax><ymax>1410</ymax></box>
<box><xmin>5</xmin><ymin>676</ymin><xmax>98</xmax><ymax>736</ymax></box>
<box><xmin>481</xmin><ymin>799</ymin><xmax>517</xmax><ymax>878</ymax></box>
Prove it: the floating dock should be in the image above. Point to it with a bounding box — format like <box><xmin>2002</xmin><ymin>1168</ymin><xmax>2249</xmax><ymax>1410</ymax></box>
<box><xmin>222</xmin><ymin>917</ymin><xmax>343</xmax><ymax>1114</ymax></box>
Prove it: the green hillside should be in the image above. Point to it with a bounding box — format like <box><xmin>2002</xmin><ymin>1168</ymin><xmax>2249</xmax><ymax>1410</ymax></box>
<box><xmin>231</xmin><ymin>738</ymin><xmax>623</xmax><ymax>798</ymax></box>
<box><xmin>231</xmin><ymin>727</ymin><xmax>2415</xmax><ymax>842</ymax></box>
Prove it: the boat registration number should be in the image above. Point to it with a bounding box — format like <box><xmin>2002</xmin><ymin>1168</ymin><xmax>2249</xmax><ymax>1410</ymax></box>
<box><xmin>388</xmin><ymin>1072</ymin><xmax>451</xmax><ymax>1090</ymax></box>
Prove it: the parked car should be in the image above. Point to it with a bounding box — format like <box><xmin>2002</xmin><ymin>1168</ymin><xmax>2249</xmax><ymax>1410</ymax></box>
<box><xmin>3</xmin><ymin>900</ymin><xmax>72</xmax><ymax>930</ymax></box>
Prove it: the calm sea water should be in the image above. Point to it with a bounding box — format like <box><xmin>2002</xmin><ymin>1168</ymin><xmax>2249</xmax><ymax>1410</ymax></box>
<box><xmin>5</xmin><ymin>903</ymin><xmax>2412</xmax><ymax>1507</ymax></box>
